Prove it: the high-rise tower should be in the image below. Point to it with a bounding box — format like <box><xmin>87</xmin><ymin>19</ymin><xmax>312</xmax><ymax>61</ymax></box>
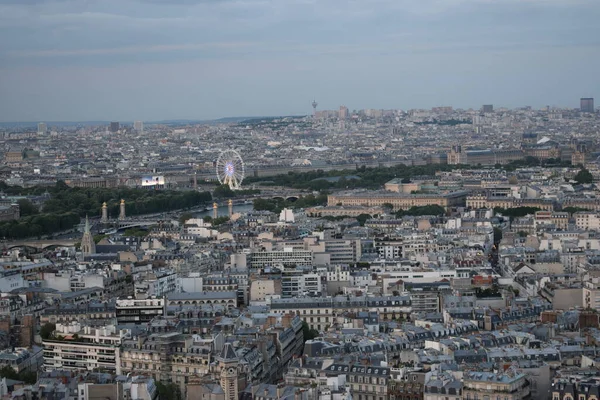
<box><xmin>80</xmin><ymin>216</ymin><xmax>96</xmax><ymax>256</ymax></box>
<box><xmin>339</xmin><ymin>105</ymin><xmax>349</xmax><ymax>119</ymax></box>
<box><xmin>134</xmin><ymin>121</ymin><xmax>144</xmax><ymax>133</ymax></box>
<box><xmin>37</xmin><ymin>122</ymin><xmax>47</xmax><ymax>135</ymax></box>
<box><xmin>581</xmin><ymin>98</ymin><xmax>595</xmax><ymax>113</ymax></box>
<box><xmin>217</xmin><ymin>343</ymin><xmax>239</xmax><ymax>400</ymax></box>
<box><xmin>311</xmin><ymin>100</ymin><xmax>318</xmax><ymax>117</ymax></box>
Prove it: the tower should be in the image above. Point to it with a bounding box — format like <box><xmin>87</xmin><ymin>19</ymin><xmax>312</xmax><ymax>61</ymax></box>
<box><xmin>193</xmin><ymin>172</ymin><xmax>198</xmax><ymax>190</ymax></box>
<box><xmin>119</xmin><ymin>199</ymin><xmax>126</xmax><ymax>220</ymax></box>
<box><xmin>101</xmin><ymin>202</ymin><xmax>108</xmax><ymax>223</ymax></box>
<box><xmin>217</xmin><ymin>343</ymin><xmax>239</xmax><ymax>400</ymax></box>
<box><xmin>80</xmin><ymin>216</ymin><xmax>96</xmax><ymax>256</ymax></box>
<box><xmin>37</xmin><ymin>122</ymin><xmax>47</xmax><ymax>135</ymax></box>
<box><xmin>213</xmin><ymin>202</ymin><xmax>218</xmax><ymax>219</ymax></box>
<box><xmin>228</xmin><ymin>199</ymin><xmax>233</xmax><ymax>218</ymax></box>
<box><xmin>448</xmin><ymin>145</ymin><xmax>467</xmax><ymax>165</ymax></box>
<box><xmin>581</xmin><ymin>98</ymin><xmax>595</xmax><ymax>113</ymax></box>
<box><xmin>311</xmin><ymin>100</ymin><xmax>318</xmax><ymax>117</ymax></box>
<box><xmin>339</xmin><ymin>105</ymin><xmax>348</xmax><ymax>119</ymax></box>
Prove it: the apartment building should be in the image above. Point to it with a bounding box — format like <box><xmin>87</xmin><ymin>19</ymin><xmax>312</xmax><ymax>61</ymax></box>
<box><xmin>116</xmin><ymin>297</ymin><xmax>166</xmax><ymax>325</ymax></box>
<box><xmin>575</xmin><ymin>212</ymin><xmax>600</xmax><ymax>230</ymax></box>
<box><xmin>42</xmin><ymin>322</ymin><xmax>129</xmax><ymax>373</ymax></box>
<box><xmin>120</xmin><ymin>331</ymin><xmax>213</xmax><ymax>389</ymax></box>
<box><xmin>323</xmin><ymin>363</ymin><xmax>391</xmax><ymax>400</ymax></box>
<box><xmin>463</xmin><ymin>370</ymin><xmax>530</xmax><ymax>400</ymax></box>
<box><xmin>270</xmin><ymin>295</ymin><xmax>411</xmax><ymax>331</ymax></box>
<box><xmin>248</xmin><ymin>249</ymin><xmax>314</xmax><ymax>268</ymax></box>
<box><xmin>167</xmin><ymin>291</ymin><xmax>238</xmax><ymax>309</ymax></box>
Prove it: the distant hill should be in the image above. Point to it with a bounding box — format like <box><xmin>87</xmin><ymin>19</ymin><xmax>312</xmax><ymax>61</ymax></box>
<box><xmin>0</xmin><ymin>115</ymin><xmax>308</xmax><ymax>129</ymax></box>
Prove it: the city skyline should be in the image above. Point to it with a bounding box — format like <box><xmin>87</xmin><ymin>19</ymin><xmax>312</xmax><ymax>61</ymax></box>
<box><xmin>0</xmin><ymin>0</ymin><xmax>599</xmax><ymax>122</ymax></box>
<box><xmin>0</xmin><ymin>98</ymin><xmax>596</xmax><ymax>125</ymax></box>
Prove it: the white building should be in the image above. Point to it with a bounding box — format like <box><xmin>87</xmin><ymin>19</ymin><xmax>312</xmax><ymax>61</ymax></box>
<box><xmin>575</xmin><ymin>212</ymin><xmax>600</xmax><ymax>230</ymax></box>
<box><xmin>43</xmin><ymin>322</ymin><xmax>129</xmax><ymax>374</ymax></box>
<box><xmin>279</xmin><ymin>208</ymin><xmax>295</xmax><ymax>223</ymax></box>
<box><xmin>281</xmin><ymin>268</ymin><xmax>321</xmax><ymax>298</ymax></box>
<box><xmin>0</xmin><ymin>267</ymin><xmax>24</xmax><ymax>292</ymax></box>
<box><xmin>178</xmin><ymin>274</ymin><xmax>203</xmax><ymax>293</ymax></box>
<box><xmin>249</xmin><ymin>249</ymin><xmax>314</xmax><ymax>268</ymax></box>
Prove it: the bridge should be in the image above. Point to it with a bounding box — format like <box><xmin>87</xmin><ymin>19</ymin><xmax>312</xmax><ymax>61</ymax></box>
<box><xmin>4</xmin><ymin>239</ymin><xmax>77</xmax><ymax>251</ymax></box>
<box><xmin>115</xmin><ymin>219</ymin><xmax>160</xmax><ymax>230</ymax></box>
<box><xmin>247</xmin><ymin>187</ymin><xmax>310</xmax><ymax>202</ymax></box>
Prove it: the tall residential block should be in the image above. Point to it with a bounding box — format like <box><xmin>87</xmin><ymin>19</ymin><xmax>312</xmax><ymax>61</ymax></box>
<box><xmin>581</xmin><ymin>98</ymin><xmax>594</xmax><ymax>113</ymax></box>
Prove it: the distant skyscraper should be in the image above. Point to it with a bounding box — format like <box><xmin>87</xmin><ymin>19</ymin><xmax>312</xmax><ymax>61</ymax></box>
<box><xmin>482</xmin><ymin>104</ymin><xmax>494</xmax><ymax>113</ymax></box>
<box><xmin>37</xmin><ymin>122</ymin><xmax>47</xmax><ymax>134</ymax></box>
<box><xmin>339</xmin><ymin>105</ymin><xmax>349</xmax><ymax>119</ymax></box>
<box><xmin>110</xmin><ymin>121</ymin><xmax>120</xmax><ymax>132</ymax></box>
<box><xmin>581</xmin><ymin>98</ymin><xmax>594</xmax><ymax>113</ymax></box>
<box><xmin>134</xmin><ymin>120</ymin><xmax>144</xmax><ymax>133</ymax></box>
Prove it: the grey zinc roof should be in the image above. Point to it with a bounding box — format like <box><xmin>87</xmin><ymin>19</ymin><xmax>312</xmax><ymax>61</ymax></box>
<box><xmin>168</xmin><ymin>291</ymin><xmax>237</xmax><ymax>300</ymax></box>
<box><xmin>218</xmin><ymin>343</ymin><xmax>239</xmax><ymax>361</ymax></box>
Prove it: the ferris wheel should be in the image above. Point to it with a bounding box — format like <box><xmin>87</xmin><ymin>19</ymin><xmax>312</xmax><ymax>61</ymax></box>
<box><xmin>216</xmin><ymin>149</ymin><xmax>245</xmax><ymax>190</ymax></box>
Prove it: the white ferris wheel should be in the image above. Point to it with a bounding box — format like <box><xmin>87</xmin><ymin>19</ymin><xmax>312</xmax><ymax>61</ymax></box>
<box><xmin>216</xmin><ymin>149</ymin><xmax>245</xmax><ymax>190</ymax></box>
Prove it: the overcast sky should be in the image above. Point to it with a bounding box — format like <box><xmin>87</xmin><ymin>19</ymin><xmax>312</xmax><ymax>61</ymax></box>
<box><xmin>0</xmin><ymin>0</ymin><xmax>598</xmax><ymax>122</ymax></box>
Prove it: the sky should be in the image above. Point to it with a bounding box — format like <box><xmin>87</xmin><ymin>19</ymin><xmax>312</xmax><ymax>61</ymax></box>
<box><xmin>0</xmin><ymin>0</ymin><xmax>599</xmax><ymax>122</ymax></box>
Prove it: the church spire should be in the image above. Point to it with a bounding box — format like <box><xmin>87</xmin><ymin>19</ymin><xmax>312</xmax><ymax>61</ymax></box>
<box><xmin>81</xmin><ymin>215</ymin><xmax>96</xmax><ymax>257</ymax></box>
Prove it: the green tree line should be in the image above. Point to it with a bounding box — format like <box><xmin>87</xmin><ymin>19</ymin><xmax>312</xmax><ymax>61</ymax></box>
<box><xmin>253</xmin><ymin>194</ymin><xmax>328</xmax><ymax>214</ymax></box>
<box><xmin>245</xmin><ymin>163</ymin><xmax>464</xmax><ymax>191</ymax></box>
<box><xmin>0</xmin><ymin>212</ymin><xmax>80</xmax><ymax>240</ymax></box>
<box><xmin>0</xmin><ymin>182</ymin><xmax>213</xmax><ymax>239</ymax></box>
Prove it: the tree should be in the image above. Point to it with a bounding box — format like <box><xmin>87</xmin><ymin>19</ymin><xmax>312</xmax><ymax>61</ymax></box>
<box><xmin>382</xmin><ymin>203</ymin><xmax>394</xmax><ymax>211</ymax></box>
<box><xmin>123</xmin><ymin>228</ymin><xmax>148</xmax><ymax>237</ymax></box>
<box><xmin>301</xmin><ymin>321</ymin><xmax>319</xmax><ymax>342</ymax></box>
<box><xmin>212</xmin><ymin>216</ymin><xmax>230</xmax><ymax>226</ymax></box>
<box><xmin>395</xmin><ymin>205</ymin><xmax>445</xmax><ymax>218</ymax></box>
<box><xmin>17</xmin><ymin>199</ymin><xmax>38</xmax><ymax>216</ymax></box>
<box><xmin>179</xmin><ymin>212</ymin><xmax>194</xmax><ymax>225</ymax></box>
<box><xmin>494</xmin><ymin>206</ymin><xmax>540</xmax><ymax>219</ymax></box>
<box><xmin>356</xmin><ymin>214</ymin><xmax>371</xmax><ymax>226</ymax></box>
<box><xmin>0</xmin><ymin>366</ymin><xmax>18</xmax><ymax>381</ymax></box>
<box><xmin>563</xmin><ymin>206</ymin><xmax>589</xmax><ymax>214</ymax></box>
<box><xmin>574</xmin><ymin>167</ymin><xmax>593</xmax><ymax>184</ymax></box>
<box><xmin>213</xmin><ymin>184</ymin><xmax>235</xmax><ymax>199</ymax></box>
<box><xmin>156</xmin><ymin>382</ymin><xmax>182</xmax><ymax>400</ymax></box>
<box><xmin>93</xmin><ymin>234</ymin><xmax>107</xmax><ymax>244</ymax></box>
<box><xmin>40</xmin><ymin>322</ymin><xmax>56</xmax><ymax>339</ymax></box>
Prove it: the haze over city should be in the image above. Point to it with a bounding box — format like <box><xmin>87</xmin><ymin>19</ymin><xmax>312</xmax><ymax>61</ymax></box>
<box><xmin>0</xmin><ymin>0</ymin><xmax>599</xmax><ymax>122</ymax></box>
